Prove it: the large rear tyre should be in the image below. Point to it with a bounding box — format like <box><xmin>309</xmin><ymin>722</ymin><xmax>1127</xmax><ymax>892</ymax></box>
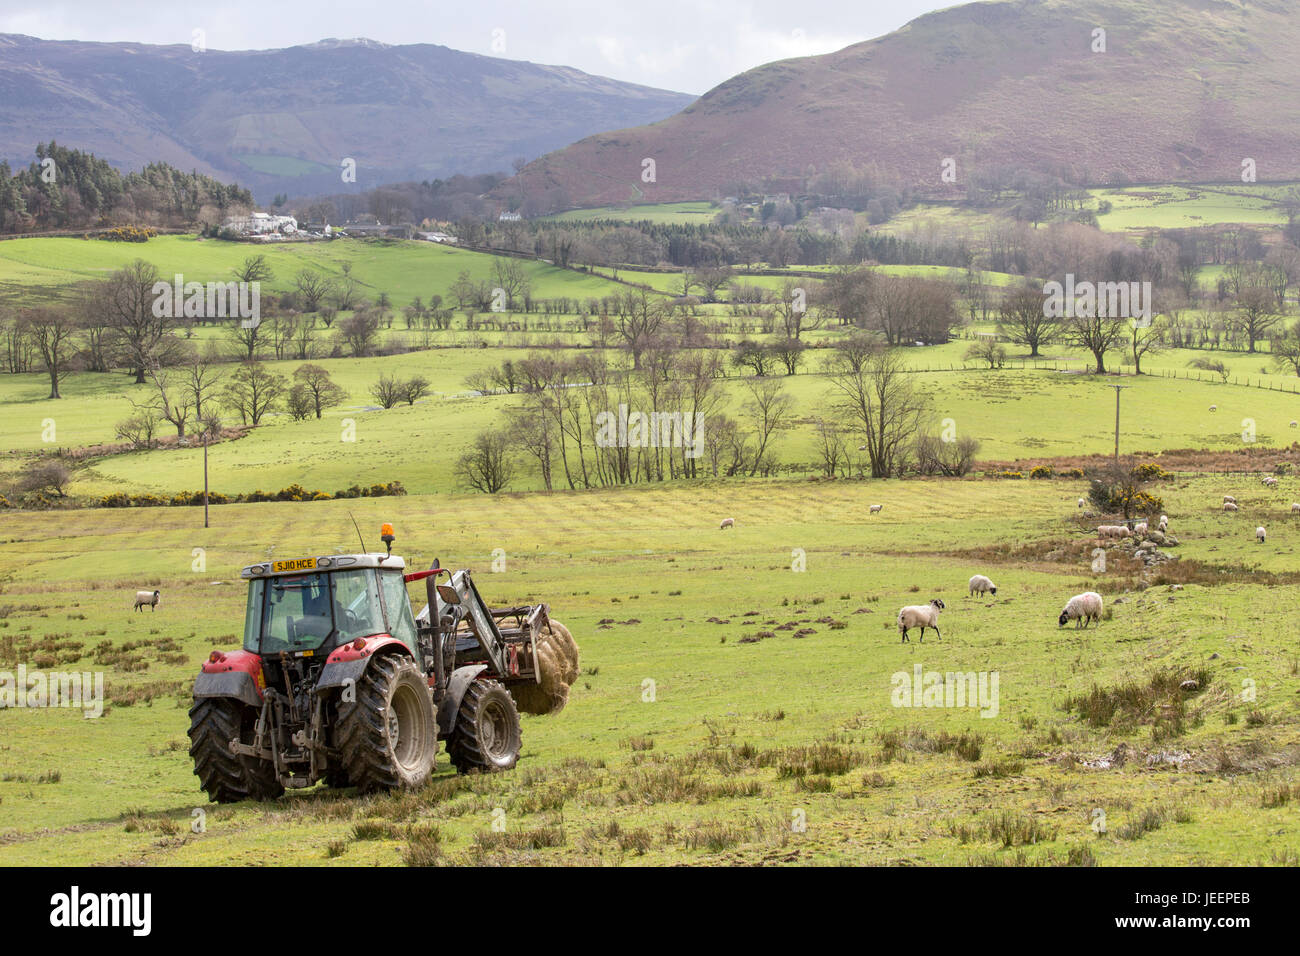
<box><xmin>337</xmin><ymin>656</ymin><xmax>437</xmax><ymax>793</ymax></box>
<box><xmin>188</xmin><ymin>697</ymin><xmax>284</xmax><ymax>803</ymax></box>
<box><xmin>449</xmin><ymin>679</ymin><xmax>522</xmax><ymax>775</ymax></box>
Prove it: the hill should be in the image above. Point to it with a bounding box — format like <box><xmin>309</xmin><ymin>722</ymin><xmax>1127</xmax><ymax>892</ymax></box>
<box><xmin>500</xmin><ymin>0</ymin><xmax>1300</xmax><ymax>209</ymax></box>
<box><xmin>0</xmin><ymin>34</ymin><xmax>694</xmax><ymax>201</ymax></box>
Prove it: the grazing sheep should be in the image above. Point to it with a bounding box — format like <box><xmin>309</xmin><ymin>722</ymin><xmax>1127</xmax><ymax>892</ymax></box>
<box><xmin>1291</xmin><ymin>503</ymin><xmax>1300</xmax><ymax>514</ymax></box>
<box><xmin>1291</xmin><ymin>421</ymin><xmax>1297</xmax><ymax>428</ymax></box>
<box><xmin>1077</xmin><ymin>498</ymin><xmax>1085</xmax><ymax>508</ymax></box>
<box><xmin>1263</xmin><ymin>476</ymin><xmax>1279</xmax><ymax>488</ymax></box>
<box><xmin>1224</xmin><ymin>502</ymin><xmax>1239</xmax><ymax>512</ymax></box>
<box><xmin>719</xmin><ymin>517</ymin><xmax>735</xmax><ymax>530</ymax></box>
<box><xmin>1058</xmin><ymin>591</ymin><xmax>1103</xmax><ymax>629</ymax></box>
<box><xmin>968</xmin><ymin>574</ymin><xmax>997</xmax><ymax>597</ymax></box>
<box><xmin>1257</xmin><ymin>526</ymin><xmax>1267</xmax><ymax>543</ymax></box>
<box><xmin>869</xmin><ymin>504</ymin><xmax>883</xmax><ymax>514</ymax></box>
<box><xmin>1117</xmin><ymin>526</ymin><xmax>1133</xmax><ymax>539</ymax></box>
<box><xmin>1097</xmin><ymin>525</ymin><xmax>1120</xmax><ymax>539</ymax></box>
<box><xmin>898</xmin><ymin>598</ymin><xmax>945</xmax><ymax>643</ymax></box>
<box><xmin>134</xmin><ymin>589</ymin><xmax>160</xmax><ymax>612</ymax></box>
<box><xmin>1209</xmin><ymin>405</ymin><xmax>1217</xmax><ymax>412</ymax></box>
<box><xmin>1223</xmin><ymin>495</ymin><xmax>1237</xmax><ymax>505</ymax></box>
<box><xmin>1134</xmin><ymin>521</ymin><xmax>1148</xmax><ymax>537</ymax></box>
<box><xmin>1158</xmin><ymin>514</ymin><xmax>1169</xmax><ymax>532</ymax></box>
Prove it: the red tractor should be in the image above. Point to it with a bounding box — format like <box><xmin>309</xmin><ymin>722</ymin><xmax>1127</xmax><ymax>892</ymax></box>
<box><xmin>187</xmin><ymin>525</ymin><xmax>552</xmax><ymax>801</ymax></box>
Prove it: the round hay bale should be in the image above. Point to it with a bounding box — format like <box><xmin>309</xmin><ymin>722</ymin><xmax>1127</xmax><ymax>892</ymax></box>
<box><xmin>510</xmin><ymin>640</ymin><xmax>569</xmax><ymax>715</ymax></box>
<box><xmin>544</xmin><ymin>619</ymin><xmax>580</xmax><ymax>683</ymax></box>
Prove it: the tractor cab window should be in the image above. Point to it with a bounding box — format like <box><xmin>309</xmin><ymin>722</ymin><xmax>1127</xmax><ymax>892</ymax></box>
<box><xmin>261</xmin><ymin>573</ymin><xmax>334</xmax><ymax>653</ymax></box>
<box><xmin>379</xmin><ymin>570</ymin><xmax>419</xmax><ymax>656</ymax></box>
<box><xmin>332</xmin><ymin>569</ymin><xmax>385</xmax><ymax>642</ymax></box>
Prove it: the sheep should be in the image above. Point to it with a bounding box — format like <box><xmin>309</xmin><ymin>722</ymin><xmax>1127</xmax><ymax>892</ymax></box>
<box><xmin>1223</xmin><ymin>495</ymin><xmax>1236</xmax><ymax>505</ymax></box>
<box><xmin>1224</xmin><ymin>502</ymin><xmax>1239</xmax><ymax>512</ymax></box>
<box><xmin>898</xmin><ymin>598</ymin><xmax>945</xmax><ymax>643</ymax></box>
<box><xmin>134</xmin><ymin>589</ymin><xmax>160</xmax><ymax>612</ymax></box>
<box><xmin>968</xmin><ymin>574</ymin><xmax>997</xmax><ymax>597</ymax></box>
<box><xmin>1077</xmin><ymin>498</ymin><xmax>1085</xmax><ymax>509</ymax></box>
<box><xmin>1134</xmin><ymin>521</ymin><xmax>1148</xmax><ymax>537</ymax></box>
<box><xmin>1291</xmin><ymin>503</ymin><xmax>1300</xmax><ymax>514</ymax></box>
<box><xmin>1058</xmin><ymin>591</ymin><xmax>1103</xmax><ymax>629</ymax></box>
<box><xmin>1097</xmin><ymin>525</ymin><xmax>1120</xmax><ymax>539</ymax></box>
<box><xmin>719</xmin><ymin>517</ymin><xmax>735</xmax><ymax>530</ymax></box>
<box><xmin>869</xmin><ymin>504</ymin><xmax>883</xmax><ymax>514</ymax></box>
<box><xmin>1291</xmin><ymin>421</ymin><xmax>1298</xmax><ymax>429</ymax></box>
<box><xmin>1158</xmin><ymin>514</ymin><xmax>1169</xmax><ymax>532</ymax></box>
<box><xmin>1209</xmin><ymin>405</ymin><xmax>1217</xmax><ymax>412</ymax></box>
<box><xmin>1263</xmin><ymin>476</ymin><xmax>1279</xmax><ymax>488</ymax></box>
<box><xmin>1256</xmin><ymin>526</ymin><xmax>1266</xmax><ymax>543</ymax></box>
<box><xmin>1117</xmin><ymin>526</ymin><xmax>1133</xmax><ymax>539</ymax></box>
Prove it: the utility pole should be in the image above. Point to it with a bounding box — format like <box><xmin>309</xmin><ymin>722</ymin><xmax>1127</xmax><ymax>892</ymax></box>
<box><xmin>203</xmin><ymin>429</ymin><xmax>210</xmax><ymax>529</ymax></box>
<box><xmin>1108</xmin><ymin>384</ymin><xmax>1128</xmax><ymax>462</ymax></box>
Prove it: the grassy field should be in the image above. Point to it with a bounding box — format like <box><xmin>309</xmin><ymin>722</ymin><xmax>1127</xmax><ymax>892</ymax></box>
<box><xmin>0</xmin><ymin>235</ymin><xmax>630</xmax><ymax>308</ymax></box>
<box><xmin>545</xmin><ymin>201</ymin><xmax>720</xmax><ymax>225</ymax></box>
<box><xmin>1</xmin><ymin>477</ymin><xmax>1297</xmax><ymax>865</ymax></box>
<box><xmin>3</xmin><ymin>226</ymin><xmax>1300</xmax><ymax>867</ymax></box>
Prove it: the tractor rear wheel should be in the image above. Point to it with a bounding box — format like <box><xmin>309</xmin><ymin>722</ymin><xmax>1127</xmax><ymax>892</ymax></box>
<box><xmin>337</xmin><ymin>656</ymin><xmax>437</xmax><ymax>793</ymax></box>
<box><xmin>449</xmin><ymin>679</ymin><xmax>522</xmax><ymax>775</ymax></box>
<box><xmin>188</xmin><ymin>697</ymin><xmax>284</xmax><ymax>803</ymax></box>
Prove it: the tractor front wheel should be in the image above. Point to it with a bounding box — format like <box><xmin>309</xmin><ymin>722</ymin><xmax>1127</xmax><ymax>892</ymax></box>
<box><xmin>337</xmin><ymin>656</ymin><xmax>437</xmax><ymax>793</ymax></box>
<box><xmin>188</xmin><ymin>697</ymin><xmax>284</xmax><ymax>803</ymax></box>
<box><xmin>449</xmin><ymin>679</ymin><xmax>522</xmax><ymax>775</ymax></box>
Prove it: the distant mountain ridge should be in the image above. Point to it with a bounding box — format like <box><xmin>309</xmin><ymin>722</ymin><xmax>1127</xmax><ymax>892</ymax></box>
<box><xmin>499</xmin><ymin>0</ymin><xmax>1300</xmax><ymax>209</ymax></box>
<box><xmin>0</xmin><ymin>33</ymin><xmax>694</xmax><ymax>201</ymax></box>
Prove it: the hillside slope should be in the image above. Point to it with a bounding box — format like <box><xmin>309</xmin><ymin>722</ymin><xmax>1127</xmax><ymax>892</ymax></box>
<box><xmin>0</xmin><ymin>35</ymin><xmax>693</xmax><ymax>200</ymax></box>
<box><xmin>500</xmin><ymin>0</ymin><xmax>1300</xmax><ymax>208</ymax></box>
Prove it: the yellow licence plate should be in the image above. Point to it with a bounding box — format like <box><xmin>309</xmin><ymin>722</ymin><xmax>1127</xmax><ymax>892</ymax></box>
<box><xmin>272</xmin><ymin>558</ymin><xmax>316</xmax><ymax>573</ymax></box>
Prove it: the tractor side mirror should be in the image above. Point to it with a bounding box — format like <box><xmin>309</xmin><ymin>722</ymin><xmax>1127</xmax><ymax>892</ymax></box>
<box><xmin>436</xmin><ymin>584</ymin><xmax>461</xmax><ymax>605</ymax></box>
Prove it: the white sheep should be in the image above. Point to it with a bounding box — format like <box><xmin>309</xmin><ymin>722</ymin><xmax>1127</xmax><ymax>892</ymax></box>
<box><xmin>1257</xmin><ymin>526</ymin><xmax>1267</xmax><ymax>543</ymax></box>
<box><xmin>1291</xmin><ymin>503</ymin><xmax>1300</xmax><ymax>514</ymax></box>
<box><xmin>1117</xmin><ymin>526</ymin><xmax>1133</xmax><ymax>539</ymax></box>
<box><xmin>869</xmin><ymin>504</ymin><xmax>883</xmax><ymax>514</ymax></box>
<box><xmin>1290</xmin><ymin>421</ymin><xmax>1297</xmax><ymax>428</ymax></box>
<box><xmin>1158</xmin><ymin>514</ymin><xmax>1169</xmax><ymax>532</ymax></box>
<box><xmin>1224</xmin><ymin>502</ymin><xmax>1239</xmax><ymax>512</ymax></box>
<box><xmin>1058</xmin><ymin>591</ymin><xmax>1103</xmax><ymax>629</ymax></box>
<box><xmin>134</xmin><ymin>589</ymin><xmax>160</xmax><ymax>612</ymax></box>
<box><xmin>1209</xmin><ymin>405</ymin><xmax>1217</xmax><ymax>412</ymax></box>
<box><xmin>968</xmin><ymin>574</ymin><xmax>997</xmax><ymax>597</ymax></box>
<box><xmin>719</xmin><ymin>517</ymin><xmax>735</xmax><ymax>530</ymax></box>
<box><xmin>897</xmin><ymin>598</ymin><xmax>945</xmax><ymax>643</ymax></box>
<box><xmin>1097</xmin><ymin>525</ymin><xmax>1119</xmax><ymax>539</ymax></box>
<box><xmin>1134</xmin><ymin>521</ymin><xmax>1148</xmax><ymax>537</ymax></box>
<box><xmin>1223</xmin><ymin>495</ymin><xmax>1236</xmax><ymax>505</ymax></box>
<box><xmin>1263</xmin><ymin>476</ymin><xmax>1279</xmax><ymax>488</ymax></box>
<box><xmin>1077</xmin><ymin>498</ymin><xmax>1085</xmax><ymax>508</ymax></box>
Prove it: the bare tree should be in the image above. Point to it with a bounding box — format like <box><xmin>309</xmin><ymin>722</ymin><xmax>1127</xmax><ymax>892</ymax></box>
<box><xmin>294</xmin><ymin>269</ymin><xmax>333</xmax><ymax>313</ymax></box>
<box><xmin>996</xmin><ymin>283</ymin><xmax>1058</xmax><ymax>357</ymax></box>
<box><xmin>103</xmin><ymin>259</ymin><xmax>173</xmax><ymax>383</ymax></box>
<box><xmin>233</xmin><ymin>254</ymin><xmax>273</xmax><ymax>285</ymax></box>
<box><xmin>964</xmin><ymin>336</ymin><xmax>1007</xmax><ymax>369</ymax></box>
<box><xmin>456</xmin><ymin>429</ymin><xmax>516</xmax><ymax>493</ymax></box>
<box><xmin>741</xmin><ymin>377</ymin><xmax>794</xmax><ymax>476</ymax></box>
<box><xmin>292</xmin><ymin>363</ymin><xmax>347</xmax><ymax>418</ymax></box>
<box><xmin>1231</xmin><ymin>286</ymin><xmax>1282</xmax><ymax>353</ymax></box>
<box><xmin>828</xmin><ymin>345</ymin><xmax>927</xmax><ymax>478</ymax></box>
<box><xmin>146</xmin><ymin>363</ymin><xmax>195</xmax><ymax>438</ymax></box>
<box><xmin>1129</xmin><ymin>317</ymin><xmax>1167</xmax><ymax>375</ymax></box>
<box><xmin>339</xmin><ymin>309</ymin><xmax>380</xmax><ymax>357</ymax></box>
<box><xmin>613</xmin><ymin>288</ymin><xmax>667</xmax><ymax>369</ymax></box>
<box><xmin>401</xmin><ymin>375</ymin><xmax>431</xmax><ymax>405</ymax></box>
<box><xmin>370</xmin><ymin>374</ymin><xmax>404</xmax><ymax>409</ymax></box>
<box><xmin>1063</xmin><ymin>310</ymin><xmax>1127</xmax><ymax>374</ymax></box>
<box><xmin>23</xmin><ymin>307</ymin><xmax>76</xmax><ymax>398</ymax></box>
<box><xmin>222</xmin><ymin>361</ymin><xmax>286</xmax><ymax>426</ymax></box>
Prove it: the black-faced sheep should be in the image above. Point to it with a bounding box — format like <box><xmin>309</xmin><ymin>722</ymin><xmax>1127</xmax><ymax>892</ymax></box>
<box><xmin>719</xmin><ymin>517</ymin><xmax>735</xmax><ymax>530</ymax></box>
<box><xmin>869</xmin><ymin>504</ymin><xmax>883</xmax><ymax>514</ymax></box>
<box><xmin>968</xmin><ymin>574</ymin><xmax>997</xmax><ymax>597</ymax></box>
<box><xmin>1058</xmin><ymin>591</ymin><xmax>1103</xmax><ymax>628</ymax></box>
<box><xmin>1256</xmin><ymin>526</ymin><xmax>1266</xmax><ymax>543</ymax></box>
<box><xmin>897</xmin><ymin>599</ymin><xmax>944</xmax><ymax>643</ymax></box>
<box><xmin>134</xmin><ymin>589</ymin><xmax>160</xmax><ymax>612</ymax></box>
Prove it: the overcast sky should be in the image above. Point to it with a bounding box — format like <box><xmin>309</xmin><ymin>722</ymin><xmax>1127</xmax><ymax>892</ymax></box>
<box><xmin>0</xmin><ymin>0</ymin><xmax>953</xmax><ymax>94</ymax></box>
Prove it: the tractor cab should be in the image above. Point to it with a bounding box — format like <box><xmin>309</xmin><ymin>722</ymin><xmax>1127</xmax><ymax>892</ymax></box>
<box><xmin>239</xmin><ymin>554</ymin><xmax>419</xmax><ymax>665</ymax></box>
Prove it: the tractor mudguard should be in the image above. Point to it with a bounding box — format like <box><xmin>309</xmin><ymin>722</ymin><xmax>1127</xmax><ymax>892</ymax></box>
<box><xmin>437</xmin><ymin>664</ymin><xmax>488</xmax><ymax>741</ymax></box>
<box><xmin>316</xmin><ymin>641</ymin><xmax>413</xmax><ymax>695</ymax></box>
<box><xmin>193</xmin><ymin>670</ymin><xmax>262</xmax><ymax>710</ymax></box>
